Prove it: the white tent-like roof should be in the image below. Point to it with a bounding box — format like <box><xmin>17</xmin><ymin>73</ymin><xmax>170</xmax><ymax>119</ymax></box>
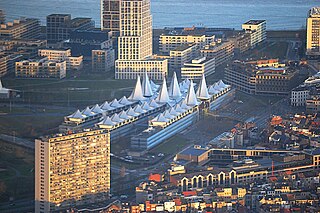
<box><xmin>134</xmin><ymin>104</ymin><xmax>145</xmax><ymax>113</ymax></box>
<box><xmin>174</xmin><ymin>104</ymin><xmax>184</xmax><ymax>113</ymax></box>
<box><xmin>168</xmin><ymin>108</ymin><xmax>179</xmax><ymax>116</ymax></box>
<box><xmin>163</xmin><ymin>110</ymin><xmax>175</xmax><ymax>119</ymax></box>
<box><xmin>110</xmin><ymin>99</ymin><xmax>123</xmax><ymax>108</ymax></box>
<box><xmin>184</xmin><ymin>80</ymin><xmax>199</xmax><ymax>106</ymax></box>
<box><xmin>169</xmin><ymin>72</ymin><xmax>182</xmax><ymax>99</ymax></box>
<box><xmin>126</xmin><ymin>107</ymin><xmax>139</xmax><ymax>117</ymax></box>
<box><xmin>128</xmin><ymin>75</ymin><xmax>145</xmax><ymax>101</ymax></box>
<box><xmin>142</xmin><ymin>72</ymin><xmax>153</xmax><ymax>97</ymax></box>
<box><xmin>196</xmin><ymin>74</ymin><xmax>210</xmax><ymax>99</ymax></box>
<box><xmin>155</xmin><ymin>77</ymin><xmax>170</xmax><ymax>104</ymax></box>
<box><xmin>150</xmin><ymin>79</ymin><xmax>160</xmax><ymax>92</ymax></box>
<box><xmin>119</xmin><ymin>110</ymin><xmax>130</xmax><ymax>119</ymax></box>
<box><xmin>119</xmin><ymin>96</ymin><xmax>132</xmax><ymax>105</ymax></box>
<box><xmin>151</xmin><ymin>113</ymin><xmax>168</xmax><ymax>123</ymax></box>
<box><xmin>67</xmin><ymin>109</ymin><xmax>86</xmax><ymax>119</ymax></box>
<box><xmin>91</xmin><ymin>104</ymin><xmax>104</xmax><ymax>114</ymax></box>
<box><xmin>100</xmin><ymin>101</ymin><xmax>114</xmax><ymax>111</ymax></box>
<box><xmin>141</xmin><ymin>102</ymin><xmax>151</xmax><ymax>111</ymax></box>
<box><xmin>149</xmin><ymin>99</ymin><xmax>159</xmax><ymax>108</ymax></box>
<box><xmin>111</xmin><ymin>113</ymin><xmax>122</xmax><ymax>123</ymax></box>
<box><xmin>82</xmin><ymin>107</ymin><xmax>95</xmax><ymax>116</ymax></box>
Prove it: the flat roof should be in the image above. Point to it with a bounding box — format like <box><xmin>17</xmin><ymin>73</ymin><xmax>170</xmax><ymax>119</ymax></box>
<box><xmin>179</xmin><ymin>147</ymin><xmax>208</xmax><ymax>156</ymax></box>
<box><xmin>243</xmin><ymin>20</ymin><xmax>266</xmax><ymax>25</ymax></box>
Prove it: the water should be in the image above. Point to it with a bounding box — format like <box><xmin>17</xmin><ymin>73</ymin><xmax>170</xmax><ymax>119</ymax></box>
<box><xmin>0</xmin><ymin>0</ymin><xmax>318</xmax><ymax>30</ymax></box>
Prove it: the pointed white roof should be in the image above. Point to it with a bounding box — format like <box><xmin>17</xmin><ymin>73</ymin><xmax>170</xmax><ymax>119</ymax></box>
<box><xmin>151</xmin><ymin>113</ymin><xmax>168</xmax><ymax>123</ymax></box>
<box><xmin>119</xmin><ymin>110</ymin><xmax>130</xmax><ymax>119</ymax></box>
<box><xmin>155</xmin><ymin>77</ymin><xmax>170</xmax><ymax>104</ymax></box>
<box><xmin>119</xmin><ymin>96</ymin><xmax>132</xmax><ymax>105</ymax></box>
<box><xmin>100</xmin><ymin>101</ymin><xmax>114</xmax><ymax>111</ymax></box>
<box><xmin>196</xmin><ymin>74</ymin><xmax>210</xmax><ymax>99</ymax></box>
<box><xmin>150</xmin><ymin>80</ymin><xmax>160</xmax><ymax>92</ymax></box>
<box><xmin>82</xmin><ymin>107</ymin><xmax>94</xmax><ymax>116</ymax></box>
<box><xmin>168</xmin><ymin>108</ymin><xmax>179</xmax><ymax>116</ymax></box>
<box><xmin>128</xmin><ymin>75</ymin><xmax>145</xmax><ymax>101</ymax></box>
<box><xmin>110</xmin><ymin>99</ymin><xmax>123</xmax><ymax>108</ymax></box>
<box><xmin>141</xmin><ymin>102</ymin><xmax>151</xmax><ymax>111</ymax></box>
<box><xmin>149</xmin><ymin>99</ymin><xmax>159</xmax><ymax>108</ymax></box>
<box><xmin>174</xmin><ymin>104</ymin><xmax>184</xmax><ymax>113</ymax></box>
<box><xmin>169</xmin><ymin>72</ymin><xmax>182</xmax><ymax>99</ymax></box>
<box><xmin>0</xmin><ymin>79</ymin><xmax>2</xmax><ymax>89</ymax></box>
<box><xmin>111</xmin><ymin>113</ymin><xmax>122</xmax><ymax>123</ymax></box>
<box><xmin>67</xmin><ymin>109</ymin><xmax>86</xmax><ymax>119</ymax></box>
<box><xmin>208</xmin><ymin>84</ymin><xmax>220</xmax><ymax>95</ymax></box>
<box><xmin>185</xmin><ymin>80</ymin><xmax>198</xmax><ymax>106</ymax></box>
<box><xmin>91</xmin><ymin>104</ymin><xmax>104</xmax><ymax>114</ymax></box>
<box><xmin>134</xmin><ymin>104</ymin><xmax>145</xmax><ymax>113</ymax></box>
<box><xmin>163</xmin><ymin>110</ymin><xmax>175</xmax><ymax>119</ymax></box>
<box><xmin>180</xmin><ymin>101</ymin><xmax>191</xmax><ymax>110</ymax></box>
<box><xmin>100</xmin><ymin>116</ymin><xmax>115</xmax><ymax>127</ymax></box>
<box><xmin>142</xmin><ymin>72</ymin><xmax>153</xmax><ymax>97</ymax></box>
<box><xmin>217</xmin><ymin>80</ymin><xmax>227</xmax><ymax>89</ymax></box>
<box><xmin>126</xmin><ymin>107</ymin><xmax>139</xmax><ymax>117</ymax></box>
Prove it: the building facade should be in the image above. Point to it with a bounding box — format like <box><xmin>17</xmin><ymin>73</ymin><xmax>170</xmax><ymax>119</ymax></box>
<box><xmin>291</xmin><ymin>85</ymin><xmax>311</xmax><ymax>106</ymax></box>
<box><xmin>0</xmin><ymin>18</ymin><xmax>40</xmax><ymax>39</ymax></box>
<box><xmin>92</xmin><ymin>49</ymin><xmax>115</xmax><ymax>72</ymax></box>
<box><xmin>46</xmin><ymin>14</ymin><xmax>94</xmax><ymax>44</ymax></box>
<box><xmin>35</xmin><ymin>129</ymin><xmax>110</xmax><ymax>213</ymax></box>
<box><xmin>15</xmin><ymin>58</ymin><xmax>67</xmax><ymax>79</ymax></box>
<box><xmin>169</xmin><ymin>44</ymin><xmax>199</xmax><ymax>70</ymax></box>
<box><xmin>115</xmin><ymin>0</ymin><xmax>168</xmax><ymax>80</ymax></box>
<box><xmin>242</xmin><ymin>20</ymin><xmax>266</xmax><ymax>48</ymax></box>
<box><xmin>200</xmin><ymin>41</ymin><xmax>234</xmax><ymax>67</ymax></box>
<box><xmin>101</xmin><ymin>0</ymin><xmax>120</xmax><ymax>36</ymax></box>
<box><xmin>306</xmin><ymin>7</ymin><xmax>320</xmax><ymax>58</ymax></box>
<box><xmin>181</xmin><ymin>57</ymin><xmax>215</xmax><ymax>80</ymax></box>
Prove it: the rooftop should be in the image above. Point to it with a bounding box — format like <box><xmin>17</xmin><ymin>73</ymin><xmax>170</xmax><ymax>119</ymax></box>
<box><xmin>179</xmin><ymin>146</ymin><xmax>208</xmax><ymax>156</ymax></box>
<box><xmin>243</xmin><ymin>20</ymin><xmax>266</xmax><ymax>25</ymax></box>
<box><xmin>309</xmin><ymin>7</ymin><xmax>320</xmax><ymax>17</ymax></box>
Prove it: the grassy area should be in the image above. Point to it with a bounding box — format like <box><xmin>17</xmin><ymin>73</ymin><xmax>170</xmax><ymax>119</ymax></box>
<box><xmin>248</xmin><ymin>41</ymin><xmax>289</xmax><ymax>60</ymax></box>
<box><xmin>1</xmin><ymin>77</ymin><xmax>136</xmax><ymax>107</ymax></box>
<box><xmin>149</xmin><ymin>135</ymin><xmax>190</xmax><ymax>155</ymax></box>
<box><xmin>0</xmin><ymin>114</ymin><xmax>64</xmax><ymax>138</ymax></box>
<box><xmin>0</xmin><ymin>140</ymin><xmax>34</xmax><ymax>202</ymax></box>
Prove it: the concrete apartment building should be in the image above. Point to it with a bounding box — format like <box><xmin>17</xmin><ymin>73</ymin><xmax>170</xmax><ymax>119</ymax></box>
<box><xmin>229</xmin><ymin>32</ymin><xmax>251</xmax><ymax>55</ymax></box>
<box><xmin>46</xmin><ymin>14</ymin><xmax>95</xmax><ymax>44</ymax></box>
<box><xmin>291</xmin><ymin>85</ymin><xmax>311</xmax><ymax>107</ymax></box>
<box><xmin>15</xmin><ymin>58</ymin><xmax>66</xmax><ymax>79</ymax></box>
<box><xmin>169</xmin><ymin>44</ymin><xmax>199</xmax><ymax>70</ymax></box>
<box><xmin>0</xmin><ymin>10</ymin><xmax>5</xmax><ymax>24</ymax></box>
<box><xmin>200</xmin><ymin>40</ymin><xmax>234</xmax><ymax>67</ymax></box>
<box><xmin>38</xmin><ymin>48</ymin><xmax>83</xmax><ymax>70</ymax></box>
<box><xmin>35</xmin><ymin>129</ymin><xmax>110</xmax><ymax>213</ymax></box>
<box><xmin>0</xmin><ymin>18</ymin><xmax>40</xmax><ymax>39</ymax></box>
<box><xmin>101</xmin><ymin>0</ymin><xmax>120</xmax><ymax>36</ymax></box>
<box><xmin>181</xmin><ymin>57</ymin><xmax>215</xmax><ymax>80</ymax></box>
<box><xmin>225</xmin><ymin>59</ymin><xmax>299</xmax><ymax>96</ymax></box>
<box><xmin>92</xmin><ymin>49</ymin><xmax>115</xmax><ymax>72</ymax></box>
<box><xmin>306</xmin><ymin>7</ymin><xmax>320</xmax><ymax>58</ymax></box>
<box><xmin>242</xmin><ymin>20</ymin><xmax>266</xmax><ymax>48</ymax></box>
<box><xmin>159</xmin><ymin>34</ymin><xmax>214</xmax><ymax>54</ymax></box>
<box><xmin>115</xmin><ymin>0</ymin><xmax>168</xmax><ymax>80</ymax></box>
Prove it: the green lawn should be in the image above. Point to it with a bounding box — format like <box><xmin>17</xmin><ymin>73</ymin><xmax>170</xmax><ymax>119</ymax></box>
<box><xmin>149</xmin><ymin>135</ymin><xmax>191</xmax><ymax>155</ymax></box>
<box><xmin>0</xmin><ymin>141</ymin><xmax>34</xmax><ymax>202</ymax></box>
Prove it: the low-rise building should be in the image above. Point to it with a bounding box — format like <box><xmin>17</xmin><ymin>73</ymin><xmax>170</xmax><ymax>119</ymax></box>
<box><xmin>0</xmin><ymin>18</ymin><xmax>40</xmax><ymax>39</ymax></box>
<box><xmin>242</xmin><ymin>20</ymin><xmax>267</xmax><ymax>48</ymax></box>
<box><xmin>15</xmin><ymin>58</ymin><xmax>66</xmax><ymax>79</ymax></box>
<box><xmin>38</xmin><ymin>48</ymin><xmax>83</xmax><ymax>70</ymax></box>
<box><xmin>200</xmin><ymin>41</ymin><xmax>234</xmax><ymax>67</ymax></box>
<box><xmin>92</xmin><ymin>49</ymin><xmax>115</xmax><ymax>72</ymax></box>
<box><xmin>115</xmin><ymin>58</ymin><xmax>168</xmax><ymax>80</ymax></box>
<box><xmin>291</xmin><ymin>85</ymin><xmax>311</xmax><ymax>106</ymax></box>
<box><xmin>181</xmin><ymin>57</ymin><xmax>215</xmax><ymax>80</ymax></box>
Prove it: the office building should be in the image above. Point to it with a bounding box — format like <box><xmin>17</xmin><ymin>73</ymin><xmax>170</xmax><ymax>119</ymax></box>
<box><xmin>0</xmin><ymin>18</ymin><xmax>40</xmax><ymax>39</ymax></box>
<box><xmin>159</xmin><ymin>34</ymin><xmax>213</xmax><ymax>54</ymax></box>
<box><xmin>0</xmin><ymin>10</ymin><xmax>5</xmax><ymax>24</ymax></box>
<box><xmin>15</xmin><ymin>58</ymin><xmax>66</xmax><ymax>79</ymax></box>
<box><xmin>229</xmin><ymin>32</ymin><xmax>251</xmax><ymax>55</ymax></box>
<box><xmin>0</xmin><ymin>52</ymin><xmax>23</xmax><ymax>77</ymax></box>
<box><xmin>291</xmin><ymin>85</ymin><xmax>311</xmax><ymax>106</ymax></box>
<box><xmin>35</xmin><ymin>129</ymin><xmax>110</xmax><ymax>213</ymax></box>
<box><xmin>200</xmin><ymin>41</ymin><xmax>234</xmax><ymax>67</ymax></box>
<box><xmin>46</xmin><ymin>14</ymin><xmax>94</xmax><ymax>44</ymax></box>
<box><xmin>115</xmin><ymin>0</ymin><xmax>168</xmax><ymax>80</ymax></box>
<box><xmin>92</xmin><ymin>49</ymin><xmax>115</xmax><ymax>72</ymax></box>
<box><xmin>101</xmin><ymin>0</ymin><xmax>120</xmax><ymax>36</ymax></box>
<box><xmin>242</xmin><ymin>20</ymin><xmax>266</xmax><ymax>48</ymax></box>
<box><xmin>169</xmin><ymin>44</ymin><xmax>199</xmax><ymax>70</ymax></box>
<box><xmin>225</xmin><ymin>59</ymin><xmax>299</xmax><ymax>96</ymax></box>
<box><xmin>306</xmin><ymin>7</ymin><xmax>320</xmax><ymax>58</ymax></box>
<box><xmin>181</xmin><ymin>57</ymin><xmax>215</xmax><ymax>80</ymax></box>
<box><xmin>38</xmin><ymin>48</ymin><xmax>83</xmax><ymax>70</ymax></box>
